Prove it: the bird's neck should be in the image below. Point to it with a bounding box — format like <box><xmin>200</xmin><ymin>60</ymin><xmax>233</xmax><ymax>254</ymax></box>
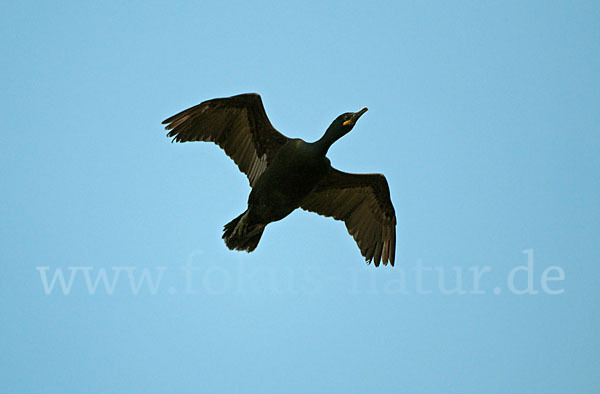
<box><xmin>314</xmin><ymin>125</ymin><xmax>345</xmax><ymax>155</ymax></box>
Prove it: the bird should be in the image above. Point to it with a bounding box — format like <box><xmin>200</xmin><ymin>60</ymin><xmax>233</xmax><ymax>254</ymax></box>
<box><xmin>162</xmin><ymin>93</ymin><xmax>396</xmax><ymax>266</ymax></box>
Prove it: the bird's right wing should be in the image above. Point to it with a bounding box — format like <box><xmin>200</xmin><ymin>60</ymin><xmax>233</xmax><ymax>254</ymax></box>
<box><xmin>300</xmin><ymin>168</ymin><xmax>396</xmax><ymax>267</ymax></box>
<box><xmin>162</xmin><ymin>93</ymin><xmax>289</xmax><ymax>186</ymax></box>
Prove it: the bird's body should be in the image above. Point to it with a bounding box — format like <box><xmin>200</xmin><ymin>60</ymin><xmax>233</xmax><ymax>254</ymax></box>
<box><xmin>250</xmin><ymin>139</ymin><xmax>330</xmax><ymax>222</ymax></box>
<box><xmin>163</xmin><ymin>93</ymin><xmax>396</xmax><ymax>266</ymax></box>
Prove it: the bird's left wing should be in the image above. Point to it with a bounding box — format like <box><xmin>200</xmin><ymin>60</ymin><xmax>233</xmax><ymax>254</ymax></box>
<box><xmin>162</xmin><ymin>93</ymin><xmax>289</xmax><ymax>186</ymax></box>
<box><xmin>300</xmin><ymin>168</ymin><xmax>396</xmax><ymax>266</ymax></box>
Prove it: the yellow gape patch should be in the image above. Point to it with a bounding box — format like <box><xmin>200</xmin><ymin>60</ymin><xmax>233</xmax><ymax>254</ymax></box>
<box><xmin>343</xmin><ymin>120</ymin><xmax>352</xmax><ymax>126</ymax></box>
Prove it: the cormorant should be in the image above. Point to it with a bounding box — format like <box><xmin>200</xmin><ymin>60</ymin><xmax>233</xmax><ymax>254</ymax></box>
<box><xmin>162</xmin><ymin>93</ymin><xmax>396</xmax><ymax>266</ymax></box>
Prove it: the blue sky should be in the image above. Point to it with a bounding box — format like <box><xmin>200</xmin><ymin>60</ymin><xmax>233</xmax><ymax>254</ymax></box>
<box><xmin>1</xmin><ymin>1</ymin><xmax>599</xmax><ymax>393</ymax></box>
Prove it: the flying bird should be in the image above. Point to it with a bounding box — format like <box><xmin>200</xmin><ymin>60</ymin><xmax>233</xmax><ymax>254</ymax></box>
<box><xmin>162</xmin><ymin>93</ymin><xmax>396</xmax><ymax>266</ymax></box>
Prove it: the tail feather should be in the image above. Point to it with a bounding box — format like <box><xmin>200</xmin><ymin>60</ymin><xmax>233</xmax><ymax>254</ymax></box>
<box><xmin>222</xmin><ymin>211</ymin><xmax>265</xmax><ymax>252</ymax></box>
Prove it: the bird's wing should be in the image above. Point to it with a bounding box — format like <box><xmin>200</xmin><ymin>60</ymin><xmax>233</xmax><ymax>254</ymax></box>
<box><xmin>300</xmin><ymin>168</ymin><xmax>396</xmax><ymax>266</ymax></box>
<box><xmin>162</xmin><ymin>93</ymin><xmax>289</xmax><ymax>186</ymax></box>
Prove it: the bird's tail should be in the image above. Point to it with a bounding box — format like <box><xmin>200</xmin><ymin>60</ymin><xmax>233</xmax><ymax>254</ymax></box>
<box><xmin>222</xmin><ymin>211</ymin><xmax>265</xmax><ymax>252</ymax></box>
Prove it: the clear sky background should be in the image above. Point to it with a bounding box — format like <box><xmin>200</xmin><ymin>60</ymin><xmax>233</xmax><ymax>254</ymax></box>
<box><xmin>1</xmin><ymin>1</ymin><xmax>599</xmax><ymax>393</ymax></box>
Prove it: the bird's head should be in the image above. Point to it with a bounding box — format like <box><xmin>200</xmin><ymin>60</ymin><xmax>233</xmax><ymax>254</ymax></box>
<box><xmin>332</xmin><ymin>107</ymin><xmax>368</xmax><ymax>133</ymax></box>
<box><xmin>316</xmin><ymin>107</ymin><xmax>369</xmax><ymax>154</ymax></box>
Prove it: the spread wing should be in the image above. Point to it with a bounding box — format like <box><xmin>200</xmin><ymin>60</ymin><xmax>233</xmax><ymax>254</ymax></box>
<box><xmin>162</xmin><ymin>93</ymin><xmax>289</xmax><ymax>186</ymax></box>
<box><xmin>301</xmin><ymin>168</ymin><xmax>396</xmax><ymax>266</ymax></box>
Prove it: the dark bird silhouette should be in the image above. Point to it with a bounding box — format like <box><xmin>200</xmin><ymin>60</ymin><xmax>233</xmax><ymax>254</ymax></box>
<box><xmin>162</xmin><ymin>93</ymin><xmax>396</xmax><ymax>266</ymax></box>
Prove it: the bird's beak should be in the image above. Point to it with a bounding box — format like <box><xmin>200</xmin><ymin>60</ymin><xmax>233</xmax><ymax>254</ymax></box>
<box><xmin>353</xmin><ymin>107</ymin><xmax>368</xmax><ymax>123</ymax></box>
